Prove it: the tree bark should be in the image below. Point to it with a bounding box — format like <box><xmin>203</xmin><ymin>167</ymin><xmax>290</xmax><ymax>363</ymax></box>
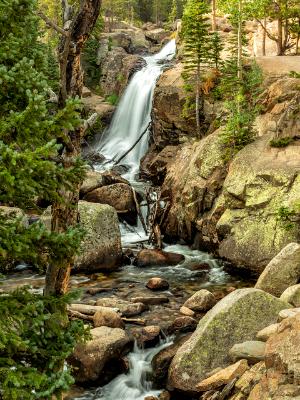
<box><xmin>237</xmin><ymin>0</ymin><xmax>243</xmax><ymax>80</ymax></box>
<box><xmin>45</xmin><ymin>0</ymin><xmax>102</xmax><ymax>297</ymax></box>
<box><xmin>262</xmin><ymin>17</ymin><xmax>267</xmax><ymax>56</ymax></box>
<box><xmin>196</xmin><ymin>61</ymin><xmax>201</xmax><ymax>138</ymax></box>
<box><xmin>277</xmin><ymin>17</ymin><xmax>283</xmax><ymax>55</ymax></box>
<box><xmin>212</xmin><ymin>0</ymin><xmax>217</xmax><ymax>31</ymax></box>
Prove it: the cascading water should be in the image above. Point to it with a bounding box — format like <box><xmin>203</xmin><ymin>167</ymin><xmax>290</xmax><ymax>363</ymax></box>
<box><xmin>75</xmin><ymin>338</ymin><xmax>173</xmax><ymax>400</ymax></box>
<box><xmin>96</xmin><ymin>39</ymin><xmax>176</xmax><ymax>181</ymax></box>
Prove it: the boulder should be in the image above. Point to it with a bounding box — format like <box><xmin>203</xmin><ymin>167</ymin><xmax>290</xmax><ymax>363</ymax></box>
<box><xmin>248</xmin><ymin>314</ymin><xmax>300</xmax><ymax>399</ymax></box>
<box><xmin>145</xmin><ymin>28</ymin><xmax>170</xmax><ymax>44</ymax></box>
<box><xmin>255</xmin><ymin>243</ymin><xmax>300</xmax><ymax>296</ymax></box>
<box><xmin>135</xmin><ymin>249</ymin><xmax>185</xmax><ymax>268</ymax></box>
<box><xmin>256</xmin><ymin>323</ymin><xmax>279</xmax><ymax>342</ymax></box>
<box><xmin>168</xmin><ymin>316</ymin><xmax>198</xmax><ymax>334</ymax></box>
<box><xmin>93</xmin><ymin>308</ymin><xmax>124</xmax><ymax>329</ymax></box>
<box><xmin>280</xmin><ymin>284</ymin><xmax>300</xmax><ymax>307</ymax></box>
<box><xmin>146</xmin><ymin>277</ymin><xmax>170</xmax><ymax>291</ymax></box>
<box><xmin>196</xmin><ymin>360</ymin><xmax>249</xmax><ymax>392</ymax></box>
<box><xmin>69</xmin><ymin>327</ymin><xmax>132</xmax><ymax>384</ymax></box>
<box><xmin>41</xmin><ymin>202</ymin><xmax>122</xmax><ymax>273</ymax></box>
<box><xmin>233</xmin><ymin>361</ymin><xmax>266</xmax><ymax>398</ymax></box>
<box><xmin>95</xmin><ymin>297</ymin><xmax>148</xmax><ymax>317</ymax></box>
<box><xmin>131</xmin><ymin>325</ymin><xmax>161</xmax><ymax>348</ymax></box>
<box><xmin>183</xmin><ymin>290</ymin><xmax>216</xmax><ymax>312</ymax></box>
<box><xmin>278</xmin><ymin>307</ymin><xmax>300</xmax><ymax>321</ymax></box>
<box><xmin>217</xmin><ymin>135</ymin><xmax>300</xmax><ymax>273</ymax></box>
<box><xmin>180</xmin><ymin>306</ymin><xmax>195</xmax><ymax>317</ymax></box>
<box><xmin>152</xmin><ymin>334</ymin><xmax>192</xmax><ymax>384</ymax></box>
<box><xmin>83</xmin><ymin>183</ymin><xmax>136</xmax><ymax>214</ymax></box>
<box><xmin>168</xmin><ymin>288</ymin><xmax>290</xmax><ymax>393</ymax></box>
<box><xmin>80</xmin><ymin>170</ymin><xmax>104</xmax><ymax>196</ymax></box>
<box><xmin>229</xmin><ymin>341</ymin><xmax>266</xmax><ymax>364</ymax></box>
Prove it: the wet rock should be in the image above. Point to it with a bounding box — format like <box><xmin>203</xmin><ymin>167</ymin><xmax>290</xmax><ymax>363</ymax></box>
<box><xmin>93</xmin><ymin>308</ymin><xmax>124</xmax><ymax>329</ymax></box>
<box><xmin>168</xmin><ymin>316</ymin><xmax>197</xmax><ymax>334</ymax></box>
<box><xmin>131</xmin><ymin>296</ymin><xmax>169</xmax><ymax>305</ymax></box>
<box><xmin>229</xmin><ymin>341</ymin><xmax>266</xmax><ymax>364</ymax></box>
<box><xmin>41</xmin><ymin>202</ymin><xmax>122</xmax><ymax>273</ymax></box>
<box><xmin>168</xmin><ymin>288</ymin><xmax>290</xmax><ymax>393</ymax></box>
<box><xmin>278</xmin><ymin>307</ymin><xmax>300</xmax><ymax>321</ymax></box>
<box><xmin>280</xmin><ymin>284</ymin><xmax>300</xmax><ymax>307</ymax></box>
<box><xmin>144</xmin><ymin>397</ymin><xmax>158</xmax><ymax>400</ymax></box>
<box><xmin>190</xmin><ymin>262</ymin><xmax>211</xmax><ymax>271</ymax></box>
<box><xmin>158</xmin><ymin>391</ymin><xmax>171</xmax><ymax>400</ymax></box>
<box><xmin>180</xmin><ymin>306</ymin><xmax>195</xmax><ymax>317</ymax></box>
<box><xmin>196</xmin><ymin>360</ymin><xmax>249</xmax><ymax>392</ymax></box>
<box><xmin>69</xmin><ymin>327</ymin><xmax>132</xmax><ymax>384</ymax></box>
<box><xmin>255</xmin><ymin>243</ymin><xmax>300</xmax><ymax>297</ymax></box>
<box><xmin>183</xmin><ymin>289</ymin><xmax>216</xmax><ymax>312</ymax></box>
<box><xmin>256</xmin><ymin>323</ymin><xmax>279</xmax><ymax>342</ymax></box>
<box><xmin>83</xmin><ymin>183</ymin><xmax>135</xmax><ymax>214</ymax></box>
<box><xmin>135</xmin><ymin>249</ymin><xmax>185</xmax><ymax>268</ymax></box>
<box><xmin>152</xmin><ymin>334</ymin><xmax>191</xmax><ymax>385</ymax></box>
<box><xmin>95</xmin><ymin>297</ymin><xmax>148</xmax><ymax>317</ymax></box>
<box><xmin>131</xmin><ymin>325</ymin><xmax>161</xmax><ymax>348</ymax></box>
<box><xmin>146</xmin><ymin>277</ymin><xmax>170</xmax><ymax>291</ymax></box>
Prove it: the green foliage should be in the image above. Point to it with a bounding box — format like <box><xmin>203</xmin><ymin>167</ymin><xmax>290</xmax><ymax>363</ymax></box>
<box><xmin>210</xmin><ymin>32</ymin><xmax>223</xmax><ymax>69</ymax></box>
<box><xmin>0</xmin><ymin>288</ymin><xmax>89</xmax><ymax>400</ymax></box>
<box><xmin>106</xmin><ymin>93</ymin><xmax>119</xmax><ymax>105</ymax></box>
<box><xmin>270</xmin><ymin>137</ymin><xmax>294</xmax><ymax>147</ymax></box>
<box><xmin>289</xmin><ymin>70</ymin><xmax>300</xmax><ymax>78</ymax></box>
<box><xmin>277</xmin><ymin>205</ymin><xmax>299</xmax><ymax>231</ymax></box>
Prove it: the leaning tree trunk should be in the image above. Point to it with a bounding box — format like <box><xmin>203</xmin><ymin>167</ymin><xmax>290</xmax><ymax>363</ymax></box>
<box><xmin>262</xmin><ymin>17</ymin><xmax>267</xmax><ymax>56</ymax></box>
<box><xmin>45</xmin><ymin>0</ymin><xmax>102</xmax><ymax>296</ymax></box>
<box><xmin>212</xmin><ymin>0</ymin><xmax>217</xmax><ymax>31</ymax></box>
<box><xmin>195</xmin><ymin>61</ymin><xmax>201</xmax><ymax>138</ymax></box>
<box><xmin>277</xmin><ymin>17</ymin><xmax>283</xmax><ymax>55</ymax></box>
<box><xmin>237</xmin><ymin>0</ymin><xmax>243</xmax><ymax>80</ymax></box>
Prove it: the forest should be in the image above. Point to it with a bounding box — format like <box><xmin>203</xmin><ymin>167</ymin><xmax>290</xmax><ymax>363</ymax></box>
<box><xmin>0</xmin><ymin>0</ymin><xmax>300</xmax><ymax>399</ymax></box>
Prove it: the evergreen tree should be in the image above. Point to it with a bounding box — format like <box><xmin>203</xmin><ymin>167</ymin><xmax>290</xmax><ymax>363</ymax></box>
<box><xmin>210</xmin><ymin>31</ymin><xmax>223</xmax><ymax>69</ymax></box>
<box><xmin>0</xmin><ymin>0</ymin><xmax>88</xmax><ymax>397</ymax></box>
<box><xmin>169</xmin><ymin>0</ymin><xmax>178</xmax><ymax>25</ymax></box>
<box><xmin>181</xmin><ymin>0</ymin><xmax>212</xmax><ymax>137</ymax></box>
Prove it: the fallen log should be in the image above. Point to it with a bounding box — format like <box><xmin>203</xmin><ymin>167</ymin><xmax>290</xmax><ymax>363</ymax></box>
<box><xmin>122</xmin><ymin>317</ymin><xmax>146</xmax><ymax>326</ymax></box>
<box><xmin>68</xmin><ymin>310</ymin><xmax>93</xmax><ymax>321</ymax></box>
<box><xmin>69</xmin><ymin>303</ymin><xmax>120</xmax><ymax>315</ymax></box>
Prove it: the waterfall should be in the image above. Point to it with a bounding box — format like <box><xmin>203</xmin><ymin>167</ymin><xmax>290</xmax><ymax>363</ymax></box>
<box><xmin>96</xmin><ymin>40</ymin><xmax>176</xmax><ymax>181</ymax></box>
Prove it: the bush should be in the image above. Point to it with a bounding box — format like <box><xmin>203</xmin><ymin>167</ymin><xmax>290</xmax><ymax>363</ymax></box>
<box><xmin>106</xmin><ymin>93</ymin><xmax>119</xmax><ymax>105</ymax></box>
<box><xmin>270</xmin><ymin>137</ymin><xmax>294</xmax><ymax>148</ymax></box>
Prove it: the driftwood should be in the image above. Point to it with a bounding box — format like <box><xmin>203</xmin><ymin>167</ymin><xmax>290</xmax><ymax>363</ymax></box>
<box><xmin>68</xmin><ymin>309</ymin><xmax>93</xmax><ymax>321</ymax></box>
<box><xmin>132</xmin><ymin>188</ymin><xmax>148</xmax><ymax>235</ymax></box>
<box><xmin>113</xmin><ymin>122</ymin><xmax>152</xmax><ymax>165</ymax></box>
<box><xmin>69</xmin><ymin>303</ymin><xmax>120</xmax><ymax>315</ymax></box>
<box><xmin>122</xmin><ymin>317</ymin><xmax>146</xmax><ymax>326</ymax></box>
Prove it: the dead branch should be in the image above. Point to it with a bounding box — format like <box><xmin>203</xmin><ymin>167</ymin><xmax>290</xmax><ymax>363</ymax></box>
<box><xmin>122</xmin><ymin>317</ymin><xmax>146</xmax><ymax>325</ymax></box>
<box><xmin>69</xmin><ymin>303</ymin><xmax>120</xmax><ymax>315</ymax></box>
<box><xmin>37</xmin><ymin>11</ymin><xmax>68</xmax><ymax>37</ymax></box>
<box><xmin>82</xmin><ymin>113</ymin><xmax>99</xmax><ymax>135</ymax></box>
<box><xmin>68</xmin><ymin>309</ymin><xmax>93</xmax><ymax>321</ymax></box>
<box><xmin>114</xmin><ymin>122</ymin><xmax>152</xmax><ymax>165</ymax></box>
<box><xmin>132</xmin><ymin>188</ymin><xmax>148</xmax><ymax>235</ymax></box>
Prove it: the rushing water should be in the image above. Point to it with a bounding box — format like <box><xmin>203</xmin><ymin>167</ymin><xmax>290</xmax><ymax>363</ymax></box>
<box><xmin>96</xmin><ymin>40</ymin><xmax>176</xmax><ymax>181</ymax></box>
<box><xmin>75</xmin><ymin>338</ymin><xmax>173</xmax><ymax>400</ymax></box>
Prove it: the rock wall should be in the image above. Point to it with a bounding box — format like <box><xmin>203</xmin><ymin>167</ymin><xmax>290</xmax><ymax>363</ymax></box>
<box><xmin>152</xmin><ymin>74</ymin><xmax>300</xmax><ymax>274</ymax></box>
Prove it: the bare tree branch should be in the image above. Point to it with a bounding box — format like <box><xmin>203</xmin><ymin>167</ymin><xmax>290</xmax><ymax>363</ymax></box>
<box><xmin>37</xmin><ymin>11</ymin><xmax>68</xmax><ymax>37</ymax></box>
<box><xmin>82</xmin><ymin>113</ymin><xmax>99</xmax><ymax>134</ymax></box>
<box><xmin>256</xmin><ymin>18</ymin><xmax>278</xmax><ymax>42</ymax></box>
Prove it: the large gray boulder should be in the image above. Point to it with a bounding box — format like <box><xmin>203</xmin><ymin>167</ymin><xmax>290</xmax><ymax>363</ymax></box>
<box><xmin>69</xmin><ymin>327</ymin><xmax>132</xmax><ymax>384</ymax></box>
<box><xmin>168</xmin><ymin>288</ymin><xmax>290</xmax><ymax>394</ymax></box>
<box><xmin>255</xmin><ymin>243</ymin><xmax>300</xmax><ymax>296</ymax></box>
<box><xmin>41</xmin><ymin>201</ymin><xmax>122</xmax><ymax>273</ymax></box>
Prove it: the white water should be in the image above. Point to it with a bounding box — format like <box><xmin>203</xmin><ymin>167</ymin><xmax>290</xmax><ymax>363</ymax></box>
<box><xmin>96</xmin><ymin>40</ymin><xmax>176</xmax><ymax>181</ymax></box>
<box><xmin>75</xmin><ymin>338</ymin><xmax>173</xmax><ymax>400</ymax></box>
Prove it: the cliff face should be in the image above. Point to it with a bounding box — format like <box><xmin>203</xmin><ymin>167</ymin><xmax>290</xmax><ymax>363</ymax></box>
<box><xmin>149</xmin><ymin>67</ymin><xmax>300</xmax><ymax>273</ymax></box>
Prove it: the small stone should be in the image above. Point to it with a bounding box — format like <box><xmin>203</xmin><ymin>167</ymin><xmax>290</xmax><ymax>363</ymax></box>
<box><xmin>135</xmin><ymin>249</ymin><xmax>185</xmax><ymax>268</ymax></box>
<box><xmin>131</xmin><ymin>296</ymin><xmax>169</xmax><ymax>305</ymax></box>
<box><xmin>146</xmin><ymin>277</ymin><xmax>169</xmax><ymax>291</ymax></box>
<box><xmin>196</xmin><ymin>360</ymin><xmax>249</xmax><ymax>391</ymax></box>
<box><xmin>183</xmin><ymin>289</ymin><xmax>216</xmax><ymax>312</ymax></box>
<box><xmin>190</xmin><ymin>262</ymin><xmax>211</xmax><ymax>271</ymax></box>
<box><xmin>278</xmin><ymin>307</ymin><xmax>300</xmax><ymax>321</ymax></box>
<box><xmin>256</xmin><ymin>323</ymin><xmax>279</xmax><ymax>342</ymax></box>
<box><xmin>229</xmin><ymin>341</ymin><xmax>266</xmax><ymax>364</ymax></box>
<box><xmin>168</xmin><ymin>316</ymin><xmax>197</xmax><ymax>334</ymax></box>
<box><xmin>180</xmin><ymin>306</ymin><xmax>195</xmax><ymax>317</ymax></box>
<box><xmin>280</xmin><ymin>284</ymin><xmax>300</xmax><ymax>307</ymax></box>
<box><xmin>131</xmin><ymin>325</ymin><xmax>161</xmax><ymax>348</ymax></box>
<box><xmin>93</xmin><ymin>309</ymin><xmax>124</xmax><ymax>329</ymax></box>
<box><xmin>158</xmin><ymin>391</ymin><xmax>171</xmax><ymax>400</ymax></box>
<box><xmin>144</xmin><ymin>397</ymin><xmax>158</xmax><ymax>400</ymax></box>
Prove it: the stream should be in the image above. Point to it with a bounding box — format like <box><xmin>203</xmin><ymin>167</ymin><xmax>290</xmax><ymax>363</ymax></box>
<box><xmin>1</xmin><ymin>41</ymin><xmax>250</xmax><ymax>400</ymax></box>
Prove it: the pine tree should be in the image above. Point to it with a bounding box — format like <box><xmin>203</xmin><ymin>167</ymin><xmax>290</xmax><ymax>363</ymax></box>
<box><xmin>0</xmin><ymin>0</ymin><xmax>88</xmax><ymax>397</ymax></box>
<box><xmin>210</xmin><ymin>31</ymin><xmax>223</xmax><ymax>69</ymax></box>
<box><xmin>169</xmin><ymin>0</ymin><xmax>178</xmax><ymax>25</ymax></box>
<box><xmin>181</xmin><ymin>0</ymin><xmax>212</xmax><ymax>137</ymax></box>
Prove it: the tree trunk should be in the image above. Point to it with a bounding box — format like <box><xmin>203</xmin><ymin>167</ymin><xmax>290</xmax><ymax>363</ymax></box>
<box><xmin>45</xmin><ymin>0</ymin><xmax>102</xmax><ymax>297</ymax></box>
<box><xmin>277</xmin><ymin>17</ymin><xmax>283</xmax><ymax>55</ymax></box>
<box><xmin>262</xmin><ymin>17</ymin><xmax>266</xmax><ymax>56</ymax></box>
<box><xmin>237</xmin><ymin>0</ymin><xmax>243</xmax><ymax>80</ymax></box>
<box><xmin>196</xmin><ymin>61</ymin><xmax>201</xmax><ymax>138</ymax></box>
<box><xmin>212</xmin><ymin>0</ymin><xmax>217</xmax><ymax>31</ymax></box>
